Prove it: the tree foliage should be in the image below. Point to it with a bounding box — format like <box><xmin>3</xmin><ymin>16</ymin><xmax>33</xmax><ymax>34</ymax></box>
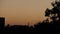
<box><xmin>45</xmin><ymin>0</ymin><xmax>60</xmax><ymax>22</ymax></box>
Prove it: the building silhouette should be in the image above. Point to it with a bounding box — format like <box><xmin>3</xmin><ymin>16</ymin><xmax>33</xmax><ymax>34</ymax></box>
<box><xmin>0</xmin><ymin>17</ymin><xmax>5</xmax><ymax>31</ymax></box>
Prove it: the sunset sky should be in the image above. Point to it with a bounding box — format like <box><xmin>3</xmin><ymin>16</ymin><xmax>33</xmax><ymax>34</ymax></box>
<box><xmin>0</xmin><ymin>0</ymin><xmax>55</xmax><ymax>26</ymax></box>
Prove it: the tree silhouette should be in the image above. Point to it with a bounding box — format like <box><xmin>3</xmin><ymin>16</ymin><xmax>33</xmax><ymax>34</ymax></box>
<box><xmin>45</xmin><ymin>0</ymin><xmax>60</xmax><ymax>23</ymax></box>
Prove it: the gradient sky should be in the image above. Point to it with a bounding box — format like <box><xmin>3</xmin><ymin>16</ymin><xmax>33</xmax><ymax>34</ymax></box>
<box><xmin>0</xmin><ymin>0</ymin><xmax>55</xmax><ymax>26</ymax></box>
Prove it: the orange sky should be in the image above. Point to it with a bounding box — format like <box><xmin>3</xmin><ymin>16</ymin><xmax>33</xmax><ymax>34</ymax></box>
<box><xmin>0</xmin><ymin>0</ymin><xmax>55</xmax><ymax>26</ymax></box>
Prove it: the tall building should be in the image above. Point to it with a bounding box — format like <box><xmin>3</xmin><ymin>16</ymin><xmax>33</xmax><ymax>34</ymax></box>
<box><xmin>0</xmin><ymin>17</ymin><xmax>5</xmax><ymax>30</ymax></box>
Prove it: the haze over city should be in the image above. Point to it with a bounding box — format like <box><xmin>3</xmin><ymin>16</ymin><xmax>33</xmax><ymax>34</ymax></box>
<box><xmin>0</xmin><ymin>0</ymin><xmax>55</xmax><ymax>26</ymax></box>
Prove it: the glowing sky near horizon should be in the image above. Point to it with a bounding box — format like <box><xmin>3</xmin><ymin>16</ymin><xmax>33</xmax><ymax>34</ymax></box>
<box><xmin>0</xmin><ymin>0</ymin><xmax>55</xmax><ymax>26</ymax></box>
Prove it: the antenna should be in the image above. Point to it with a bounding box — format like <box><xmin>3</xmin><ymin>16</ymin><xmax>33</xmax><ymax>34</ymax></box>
<box><xmin>27</xmin><ymin>22</ymin><xmax>30</xmax><ymax>26</ymax></box>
